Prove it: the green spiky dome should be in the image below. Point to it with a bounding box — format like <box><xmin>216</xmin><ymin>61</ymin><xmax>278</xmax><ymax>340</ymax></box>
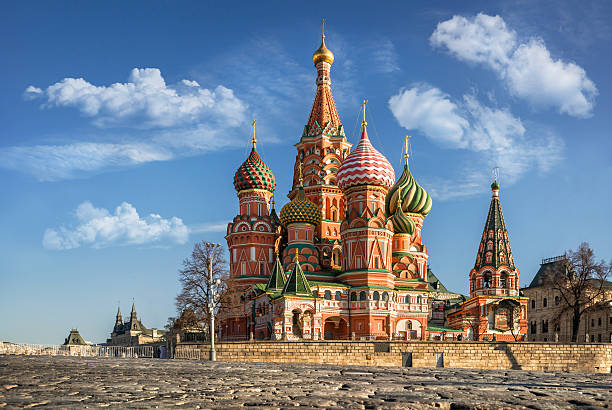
<box><xmin>279</xmin><ymin>186</ymin><xmax>322</xmax><ymax>226</ymax></box>
<box><xmin>389</xmin><ymin>199</ymin><xmax>416</xmax><ymax>235</ymax></box>
<box><xmin>385</xmin><ymin>161</ymin><xmax>432</xmax><ymax>231</ymax></box>
<box><xmin>233</xmin><ymin>147</ymin><xmax>276</xmax><ymax>193</ymax></box>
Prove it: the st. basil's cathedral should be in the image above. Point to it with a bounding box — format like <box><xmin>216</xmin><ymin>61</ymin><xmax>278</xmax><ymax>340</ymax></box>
<box><xmin>219</xmin><ymin>27</ymin><xmax>528</xmax><ymax>342</ymax></box>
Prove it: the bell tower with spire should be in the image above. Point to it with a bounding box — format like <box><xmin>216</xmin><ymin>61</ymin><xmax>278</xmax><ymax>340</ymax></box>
<box><xmin>447</xmin><ymin>172</ymin><xmax>528</xmax><ymax>341</ymax></box>
<box><xmin>289</xmin><ymin>21</ymin><xmax>352</xmax><ymax>270</ymax></box>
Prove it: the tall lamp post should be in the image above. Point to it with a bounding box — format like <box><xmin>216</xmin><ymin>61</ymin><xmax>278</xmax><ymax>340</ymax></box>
<box><xmin>206</xmin><ymin>242</ymin><xmax>222</xmax><ymax>361</ymax></box>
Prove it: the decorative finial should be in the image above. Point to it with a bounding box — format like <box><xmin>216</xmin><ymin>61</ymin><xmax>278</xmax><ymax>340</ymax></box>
<box><xmin>271</xmin><ymin>195</ymin><xmax>275</xmax><ymax>209</ymax></box>
<box><xmin>294</xmin><ymin>250</ymin><xmax>300</xmax><ymax>263</ymax></box>
<box><xmin>491</xmin><ymin>166</ymin><xmax>500</xmax><ymax>193</ymax></box>
<box><xmin>361</xmin><ymin>99</ymin><xmax>368</xmax><ymax>129</ymax></box>
<box><xmin>251</xmin><ymin>119</ymin><xmax>257</xmax><ymax>148</ymax></box>
<box><xmin>312</xmin><ymin>19</ymin><xmax>334</xmax><ymax>65</ymax></box>
<box><xmin>298</xmin><ymin>161</ymin><xmax>304</xmax><ymax>186</ymax></box>
<box><xmin>404</xmin><ymin>135</ymin><xmax>411</xmax><ymax>163</ymax></box>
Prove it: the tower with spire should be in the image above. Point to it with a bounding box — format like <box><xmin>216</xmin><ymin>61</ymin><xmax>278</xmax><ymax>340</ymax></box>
<box><xmin>226</xmin><ymin>120</ymin><xmax>281</xmax><ymax>290</ymax></box>
<box><xmin>447</xmin><ymin>173</ymin><xmax>528</xmax><ymax>341</ymax></box>
<box><xmin>290</xmin><ymin>19</ymin><xmax>352</xmax><ymax>270</ymax></box>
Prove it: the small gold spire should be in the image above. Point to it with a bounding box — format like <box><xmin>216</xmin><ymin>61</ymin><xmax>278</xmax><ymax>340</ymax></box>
<box><xmin>298</xmin><ymin>161</ymin><xmax>304</xmax><ymax>185</ymax></box>
<box><xmin>361</xmin><ymin>99</ymin><xmax>368</xmax><ymax>129</ymax></box>
<box><xmin>294</xmin><ymin>250</ymin><xmax>300</xmax><ymax>263</ymax></box>
<box><xmin>404</xmin><ymin>135</ymin><xmax>411</xmax><ymax>163</ymax></box>
<box><xmin>251</xmin><ymin>119</ymin><xmax>257</xmax><ymax>148</ymax></box>
<box><xmin>313</xmin><ymin>18</ymin><xmax>335</xmax><ymax>66</ymax></box>
<box><xmin>493</xmin><ymin>166</ymin><xmax>499</xmax><ymax>182</ymax></box>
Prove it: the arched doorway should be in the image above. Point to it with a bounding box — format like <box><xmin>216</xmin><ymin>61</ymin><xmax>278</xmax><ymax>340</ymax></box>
<box><xmin>292</xmin><ymin>309</ymin><xmax>302</xmax><ymax>338</ymax></box>
<box><xmin>396</xmin><ymin>319</ymin><xmax>421</xmax><ymax>340</ymax></box>
<box><xmin>323</xmin><ymin>316</ymin><xmax>349</xmax><ymax>340</ymax></box>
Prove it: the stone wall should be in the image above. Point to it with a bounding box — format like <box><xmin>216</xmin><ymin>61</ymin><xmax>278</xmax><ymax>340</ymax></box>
<box><xmin>176</xmin><ymin>341</ymin><xmax>612</xmax><ymax>373</ymax></box>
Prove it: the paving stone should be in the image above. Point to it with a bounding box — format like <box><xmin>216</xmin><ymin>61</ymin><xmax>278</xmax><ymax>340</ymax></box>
<box><xmin>1</xmin><ymin>355</ymin><xmax>612</xmax><ymax>408</ymax></box>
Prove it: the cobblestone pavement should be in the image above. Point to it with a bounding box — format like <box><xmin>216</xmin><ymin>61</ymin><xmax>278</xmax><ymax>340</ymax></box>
<box><xmin>1</xmin><ymin>356</ymin><xmax>611</xmax><ymax>409</ymax></box>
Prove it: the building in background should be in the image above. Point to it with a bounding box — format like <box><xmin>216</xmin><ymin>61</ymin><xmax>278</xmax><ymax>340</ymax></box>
<box><xmin>64</xmin><ymin>329</ymin><xmax>87</xmax><ymax>346</ymax></box>
<box><xmin>522</xmin><ymin>256</ymin><xmax>612</xmax><ymax>343</ymax></box>
<box><xmin>106</xmin><ymin>303</ymin><xmax>166</xmax><ymax>346</ymax></box>
<box><xmin>447</xmin><ymin>178</ymin><xmax>528</xmax><ymax>341</ymax></box>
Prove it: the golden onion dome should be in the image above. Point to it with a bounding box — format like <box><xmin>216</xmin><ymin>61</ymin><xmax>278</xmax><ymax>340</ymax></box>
<box><xmin>280</xmin><ymin>185</ymin><xmax>322</xmax><ymax>227</ymax></box>
<box><xmin>313</xmin><ymin>35</ymin><xmax>334</xmax><ymax>66</ymax></box>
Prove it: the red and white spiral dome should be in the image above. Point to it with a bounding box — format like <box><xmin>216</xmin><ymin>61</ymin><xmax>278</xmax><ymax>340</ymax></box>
<box><xmin>337</xmin><ymin>127</ymin><xmax>395</xmax><ymax>191</ymax></box>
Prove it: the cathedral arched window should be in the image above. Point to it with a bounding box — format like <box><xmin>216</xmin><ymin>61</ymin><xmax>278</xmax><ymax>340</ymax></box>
<box><xmin>485</xmin><ymin>252</ymin><xmax>492</xmax><ymax>263</ymax></box>
<box><xmin>359</xmin><ymin>291</ymin><xmax>367</xmax><ymax>301</ymax></box>
<box><xmin>487</xmin><ymin>241</ymin><xmax>493</xmax><ymax>251</ymax></box>
<box><xmin>373</xmin><ymin>291</ymin><xmax>379</xmax><ymax>301</ymax></box>
<box><xmin>335</xmin><ymin>291</ymin><xmax>341</xmax><ymax>301</ymax></box>
<box><xmin>483</xmin><ymin>273</ymin><xmax>492</xmax><ymax>288</ymax></box>
<box><xmin>500</xmin><ymin>273</ymin><xmax>507</xmax><ymax>288</ymax></box>
<box><xmin>350</xmin><ymin>292</ymin><xmax>357</xmax><ymax>301</ymax></box>
<box><xmin>324</xmin><ymin>290</ymin><xmax>331</xmax><ymax>300</ymax></box>
<box><xmin>382</xmin><ymin>292</ymin><xmax>389</xmax><ymax>302</ymax></box>
<box><xmin>405</xmin><ymin>295</ymin><xmax>411</xmax><ymax>304</ymax></box>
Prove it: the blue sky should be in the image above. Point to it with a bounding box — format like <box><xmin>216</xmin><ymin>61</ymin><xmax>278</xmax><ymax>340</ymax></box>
<box><xmin>1</xmin><ymin>1</ymin><xmax>611</xmax><ymax>344</ymax></box>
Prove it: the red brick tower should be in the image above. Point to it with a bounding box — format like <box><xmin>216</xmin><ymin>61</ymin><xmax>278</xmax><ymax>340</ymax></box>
<box><xmin>448</xmin><ymin>173</ymin><xmax>528</xmax><ymax>341</ymax></box>
<box><xmin>289</xmin><ymin>21</ymin><xmax>352</xmax><ymax>270</ymax></box>
<box><xmin>336</xmin><ymin>102</ymin><xmax>396</xmax><ymax>338</ymax></box>
<box><xmin>226</xmin><ymin>122</ymin><xmax>280</xmax><ymax>290</ymax></box>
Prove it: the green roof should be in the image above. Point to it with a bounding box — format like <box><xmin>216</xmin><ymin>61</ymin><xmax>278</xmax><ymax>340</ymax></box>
<box><xmin>64</xmin><ymin>329</ymin><xmax>87</xmax><ymax>345</ymax></box>
<box><xmin>309</xmin><ymin>280</ymin><xmax>350</xmax><ymax>288</ymax></box>
<box><xmin>427</xmin><ymin>324</ymin><xmax>462</xmax><ymax>333</ymax></box>
<box><xmin>266</xmin><ymin>256</ymin><xmax>286</xmax><ymax>291</ymax></box>
<box><xmin>282</xmin><ymin>260</ymin><xmax>311</xmax><ymax>296</ymax></box>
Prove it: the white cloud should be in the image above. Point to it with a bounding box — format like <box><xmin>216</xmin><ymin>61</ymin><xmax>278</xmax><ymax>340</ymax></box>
<box><xmin>26</xmin><ymin>68</ymin><xmax>248</xmax><ymax>128</ymax></box>
<box><xmin>388</xmin><ymin>85</ymin><xmax>469</xmax><ymax>148</ymax></box>
<box><xmin>189</xmin><ymin>222</ymin><xmax>228</xmax><ymax>234</ymax></box>
<box><xmin>389</xmin><ymin>84</ymin><xmax>564</xmax><ymax>199</ymax></box>
<box><xmin>43</xmin><ymin>201</ymin><xmax>189</xmax><ymax>250</ymax></box>
<box><xmin>371</xmin><ymin>39</ymin><xmax>400</xmax><ymax>73</ymax></box>
<box><xmin>1</xmin><ymin>68</ymin><xmax>255</xmax><ymax>181</ymax></box>
<box><xmin>0</xmin><ymin>142</ymin><xmax>172</xmax><ymax>181</ymax></box>
<box><xmin>430</xmin><ymin>13</ymin><xmax>597</xmax><ymax>117</ymax></box>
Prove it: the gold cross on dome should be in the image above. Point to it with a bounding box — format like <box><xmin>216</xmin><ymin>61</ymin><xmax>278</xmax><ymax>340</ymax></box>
<box><xmin>404</xmin><ymin>135</ymin><xmax>411</xmax><ymax>162</ymax></box>
<box><xmin>493</xmin><ymin>166</ymin><xmax>499</xmax><ymax>182</ymax></box>
<box><xmin>361</xmin><ymin>99</ymin><xmax>368</xmax><ymax>127</ymax></box>
<box><xmin>321</xmin><ymin>18</ymin><xmax>325</xmax><ymax>38</ymax></box>
<box><xmin>251</xmin><ymin>119</ymin><xmax>257</xmax><ymax>148</ymax></box>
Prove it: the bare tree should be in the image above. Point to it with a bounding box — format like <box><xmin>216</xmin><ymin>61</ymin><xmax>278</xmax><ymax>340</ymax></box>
<box><xmin>545</xmin><ymin>242</ymin><xmax>611</xmax><ymax>342</ymax></box>
<box><xmin>175</xmin><ymin>241</ymin><xmax>229</xmax><ymax>339</ymax></box>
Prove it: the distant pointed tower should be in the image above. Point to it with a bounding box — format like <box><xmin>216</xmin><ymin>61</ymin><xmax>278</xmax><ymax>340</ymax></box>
<box><xmin>337</xmin><ymin>101</ymin><xmax>395</xmax><ymax>288</ymax></box>
<box><xmin>385</xmin><ymin>136</ymin><xmax>432</xmax><ymax>288</ymax></box>
<box><xmin>113</xmin><ymin>305</ymin><xmax>123</xmax><ymax>333</ymax></box>
<box><xmin>290</xmin><ymin>21</ymin><xmax>352</xmax><ymax>269</ymax></box>
<box><xmin>279</xmin><ymin>162</ymin><xmax>322</xmax><ymax>273</ymax></box>
<box><xmin>448</xmin><ymin>173</ymin><xmax>528</xmax><ymax>341</ymax></box>
<box><xmin>226</xmin><ymin>121</ymin><xmax>280</xmax><ymax>289</ymax></box>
